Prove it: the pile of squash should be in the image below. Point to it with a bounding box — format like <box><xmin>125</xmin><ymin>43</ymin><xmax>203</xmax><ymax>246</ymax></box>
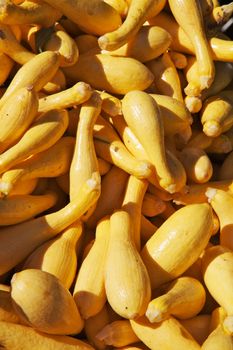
<box><xmin>1</xmin><ymin>0</ymin><xmax>233</xmax><ymax>349</ymax></box>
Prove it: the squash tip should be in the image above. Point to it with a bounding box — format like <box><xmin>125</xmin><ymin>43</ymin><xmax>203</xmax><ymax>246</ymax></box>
<box><xmin>98</xmin><ymin>35</ymin><xmax>109</xmax><ymax>50</ymax></box>
<box><xmin>146</xmin><ymin>307</ymin><xmax>163</xmax><ymax>323</ymax></box>
<box><xmin>205</xmin><ymin>187</ymin><xmax>217</xmax><ymax>202</ymax></box>
<box><xmin>223</xmin><ymin>315</ymin><xmax>233</xmax><ymax>335</ymax></box>
<box><xmin>0</xmin><ymin>181</ymin><xmax>12</xmax><ymax>196</ymax></box>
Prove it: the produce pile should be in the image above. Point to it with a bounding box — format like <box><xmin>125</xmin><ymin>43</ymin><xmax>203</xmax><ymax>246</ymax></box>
<box><xmin>1</xmin><ymin>0</ymin><xmax>233</xmax><ymax>349</ymax></box>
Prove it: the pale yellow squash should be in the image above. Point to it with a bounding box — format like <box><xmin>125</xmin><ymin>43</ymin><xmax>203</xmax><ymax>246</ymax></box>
<box><xmin>206</xmin><ymin>188</ymin><xmax>233</xmax><ymax>250</ymax></box>
<box><xmin>70</xmin><ymin>92</ymin><xmax>101</xmax><ymax>201</ymax></box>
<box><xmin>122</xmin><ymin>175</ymin><xmax>148</xmax><ymax>251</ymax></box>
<box><xmin>73</xmin><ymin>217</ymin><xmax>110</xmax><ymax>319</ymax></box>
<box><xmin>105</xmin><ymin>210</ymin><xmax>151</xmax><ymax>319</ymax></box>
<box><xmin>86</xmin><ymin>166</ymin><xmax>129</xmax><ymax>229</ymax></box>
<box><xmin>0</xmin><ymin>321</ymin><xmax>94</xmax><ymax>349</ymax></box>
<box><xmin>0</xmin><ymin>191</ymin><xmax>58</xmax><ymax>225</ymax></box>
<box><xmin>101</xmin><ymin>25</ymin><xmax>171</xmax><ymax>63</ymax></box>
<box><xmin>0</xmin><ymin>109</ymin><xmax>68</xmax><ymax>174</ymax></box>
<box><xmin>130</xmin><ymin>315</ymin><xmax>201</xmax><ymax>350</ymax></box>
<box><xmin>0</xmin><ymin>87</ymin><xmax>38</xmax><ymax>154</ymax></box>
<box><xmin>22</xmin><ymin>221</ymin><xmax>83</xmax><ymax>289</ymax></box>
<box><xmin>96</xmin><ymin>320</ymin><xmax>139</xmax><ymax>347</ymax></box>
<box><xmin>0</xmin><ymin>0</ymin><xmax>62</xmax><ymax>27</ymax></box>
<box><xmin>98</xmin><ymin>0</ymin><xmax>166</xmax><ymax>50</ymax></box>
<box><xmin>0</xmin><ymin>51</ymin><xmax>60</xmax><ymax>108</ymax></box>
<box><xmin>0</xmin><ymin>137</ymin><xmax>75</xmax><ymax>196</ymax></box>
<box><xmin>141</xmin><ymin>203</ymin><xmax>213</xmax><ymax>289</ymax></box>
<box><xmin>11</xmin><ymin>269</ymin><xmax>83</xmax><ymax>335</ymax></box>
<box><xmin>63</xmin><ymin>54</ymin><xmax>154</xmax><ymax>95</ymax></box>
<box><xmin>202</xmin><ymin>245</ymin><xmax>233</xmax><ymax>334</ymax></box>
<box><xmin>146</xmin><ymin>276</ymin><xmax>206</xmax><ymax>322</ymax></box>
<box><xmin>178</xmin><ymin>147</ymin><xmax>213</xmax><ymax>183</ymax></box>
<box><xmin>93</xmin><ymin>115</ymin><xmax>153</xmax><ymax>179</ymax></box>
<box><xmin>38</xmin><ymin>82</ymin><xmax>92</xmax><ymax>114</ymax></box>
<box><xmin>43</xmin><ymin>0</ymin><xmax>122</xmax><ymax>36</ymax></box>
<box><xmin>0</xmin><ymin>175</ymin><xmax>100</xmax><ymax>274</ymax></box>
<box><xmin>122</xmin><ymin>90</ymin><xmax>186</xmax><ymax>193</ymax></box>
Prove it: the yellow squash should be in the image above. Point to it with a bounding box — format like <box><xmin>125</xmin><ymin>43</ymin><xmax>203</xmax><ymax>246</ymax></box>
<box><xmin>147</xmin><ymin>51</ymin><xmax>184</xmax><ymax>102</ymax></box>
<box><xmin>0</xmin><ymin>87</ymin><xmax>38</xmax><ymax>154</ymax></box>
<box><xmin>101</xmin><ymin>25</ymin><xmax>171</xmax><ymax>63</ymax></box>
<box><xmin>184</xmin><ymin>96</ymin><xmax>203</xmax><ymax>114</ymax></box>
<box><xmin>8</xmin><ymin>178</ymin><xmax>38</xmax><ymax>196</ymax></box>
<box><xmin>73</xmin><ymin>217</ymin><xmax>110</xmax><ymax>319</ymax></box>
<box><xmin>105</xmin><ymin>210</ymin><xmax>151</xmax><ymax>319</ymax></box>
<box><xmin>0</xmin><ymin>109</ymin><xmax>68</xmax><ymax>174</ymax></box>
<box><xmin>103</xmin><ymin>0</ymin><xmax>128</xmax><ymax>16</ymax></box>
<box><xmin>178</xmin><ymin>147</ymin><xmax>213</xmax><ymax>183</ymax></box>
<box><xmin>0</xmin><ymin>23</ymin><xmax>34</xmax><ymax>66</ymax></box>
<box><xmin>0</xmin><ymin>137</ymin><xmax>75</xmax><ymax>196</ymax></box>
<box><xmin>86</xmin><ymin>166</ymin><xmax>129</xmax><ymax>229</ymax></box>
<box><xmin>202</xmin><ymin>245</ymin><xmax>233</xmax><ymax>334</ymax></box>
<box><xmin>146</xmin><ymin>276</ymin><xmax>206</xmax><ymax>322</ymax></box>
<box><xmin>70</xmin><ymin>92</ymin><xmax>101</xmax><ymax>201</ymax></box>
<box><xmin>38</xmin><ymin>82</ymin><xmax>92</xmax><ymax>114</ymax></box>
<box><xmin>43</xmin><ymin>0</ymin><xmax>122</xmax><ymax>35</ymax></box>
<box><xmin>22</xmin><ymin>221</ymin><xmax>83</xmax><ymax>289</ymax></box>
<box><xmin>0</xmin><ymin>175</ymin><xmax>100</xmax><ymax>274</ymax></box>
<box><xmin>204</xmin><ymin>189</ymin><xmax>233</xmax><ymax>252</ymax></box>
<box><xmin>84</xmin><ymin>305</ymin><xmax>111</xmax><ymax>350</ymax></box>
<box><xmin>122</xmin><ymin>90</ymin><xmax>186</xmax><ymax>193</ymax></box>
<box><xmin>11</xmin><ymin>269</ymin><xmax>83</xmax><ymax>335</ymax></box>
<box><xmin>122</xmin><ymin>175</ymin><xmax>148</xmax><ymax>251</ymax></box>
<box><xmin>63</xmin><ymin>53</ymin><xmax>154</xmax><ymax>95</ymax></box>
<box><xmin>202</xmin><ymin>325</ymin><xmax>233</xmax><ymax>350</ymax></box>
<box><xmin>201</xmin><ymin>92</ymin><xmax>233</xmax><ymax>137</ymax></box>
<box><xmin>130</xmin><ymin>316</ymin><xmax>201</xmax><ymax>350</ymax></box>
<box><xmin>141</xmin><ymin>192</ymin><xmax>166</xmax><ymax>217</ymax></box>
<box><xmin>141</xmin><ymin>203</ymin><xmax>213</xmax><ymax>289</ymax></box>
<box><xmin>158</xmin><ymin>101</ymin><xmax>188</xmax><ymax>139</ymax></box>
<box><xmin>98</xmin><ymin>0</ymin><xmax>166</xmax><ymax>50</ymax></box>
<box><xmin>0</xmin><ymin>53</ymin><xmax>14</xmax><ymax>86</ymax></box>
<box><xmin>0</xmin><ymin>191</ymin><xmax>58</xmax><ymax>225</ymax></box>
<box><xmin>0</xmin><ymin>321</ymin><xmax>94</xmax><ymax>350</ymax></box>
<box><xmin>0</xmin><ymin>51</ymin><xmax>60</xmax><ymax>108</ymax></box>
<box><xmin>42</xmin><ymin>69</ymin><xmax>67</xmax><ymax>94</ymax></box>
<box><xmin>98</xmin><ymin>91</ymin><xmax>122</xmax><ymax>117</ymax></box>
<box><xmin>0</xmin><ymin>0</ymin><xmax>62</xmax><ymax>26</ymax></box>
<box><xmin>44</xmin><ymin>25</ymin><xmax>79</xmax><ymax>67</ymax></box>
<box><xmin>172</xmin><ymin>179</ymin><xmax>233</xmax><ymax>205</ymax></box>
<box><xmin>169</xmin><ymin>51</ymin><xmax>187</xmax><ymax>69</ymax></box>
<box><xmin>109</xmin><ymin>114</ymin><xmax>150</xmax><ymax>160</ymax></box>
<box><xmin>206</xmin><ymin>2</ymin><xmax>233</xmax><ymax>28</ymax></box>
<box><xmin>209</xmin><ymin>306</ymin><xmax>227</xmax><ymax>332</ymax></box>
<box><xmin>96</xmin><ymin>320</ymin><xmax>139</xmax><ymax>347</ymax></box>
<box><xmin>93</xmin><ymin>115</ymin><xmax>153</xmax><ymax>179</ymax></box>
<box><xmin>168</xmin><ymin>0</ymin><xmax>215</xmax><ymax>95</ymax></box>
<box><xmin>184</xmin><ymin>58</ymin><xmax>233</xmax><ymax>102</ymax></box>
<box><xmin>149</xmin><ymin>11</ymin><xmax>233</xmax><ymax>62</ymax></box>
<box><xmin>75</xmin><ymin>34</ymin><xmax>99</xmax><ymax>55</ymax></box>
